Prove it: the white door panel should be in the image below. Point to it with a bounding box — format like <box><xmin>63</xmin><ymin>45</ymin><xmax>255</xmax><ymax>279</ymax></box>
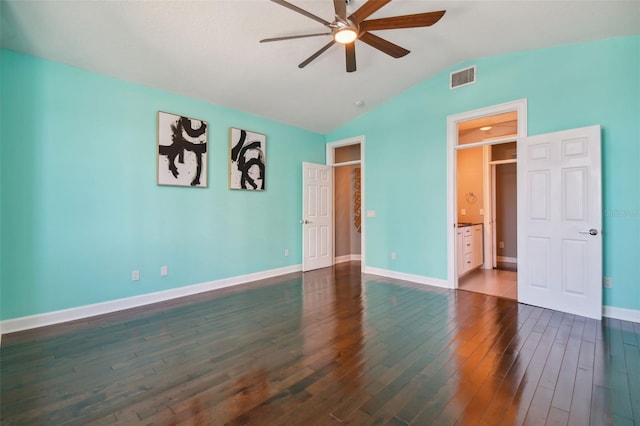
<box><xmin>518</xmin><ymin>125</ymin><xmax>602</xmax><ymax>319</ymax></box>
<box><xmin>302</xmin><ymin>162</ymin><xmax>333</xmax><ymax>272</ymax></box>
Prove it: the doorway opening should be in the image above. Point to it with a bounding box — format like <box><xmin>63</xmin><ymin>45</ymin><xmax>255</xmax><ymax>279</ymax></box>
<box><xmin>447</xmin><ymin>100</ymin><xmax>527</xmax><ymax>300</ymax></box>
<box><xmin>491</xmin><ymin>143</ymin><xmax>518</xmax><ymax>272</ymax></box>
<box><xmin>327</xmin><ymin>137</ymin><xmax>365</xmax><ymax>272</ymax></box>
<box><xmin>456</xmin><ymin>141</ymin><xmax>518</xmax><ymax>300</ymax></box>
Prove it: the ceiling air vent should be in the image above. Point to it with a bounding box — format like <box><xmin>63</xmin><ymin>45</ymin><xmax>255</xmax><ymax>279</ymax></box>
<box><xmin>450</xmin><ymin>66</ymin><xmax>476</xmax><ymax>89</ymax></box>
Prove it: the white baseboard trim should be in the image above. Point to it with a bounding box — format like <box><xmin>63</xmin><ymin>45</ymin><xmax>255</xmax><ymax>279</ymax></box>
<box><xmin>4</xmin><ymin>264</ymin><xmax>635</xmax><ymax>337</ymax></box>
<box><xmin>361</xmin><ymin>268</ymin><xmax>638</xmax><ymax>323</ymax></box>
<box><xmin>0</xmin><ymin>264</ymin><xmax>302</xmax><ymax>335</ymax></box>
<box><xmin>334</xmin><ymin>254</ymin><xmax>362</xmax><ymax>264</ymax></box>
<box><xmin>497</xmin><ymin>256</ymin><xmax>517</xmax><ymax>263</ymax></box>
<box><xmin>603</xmin><ymin>305</ymin><xmax>640</xmax><ymax>323</ymax></box>
<box><xmin>363</xmin><ymin>267</ymin><xmax>450</xmax><ymax>289</ymax></box>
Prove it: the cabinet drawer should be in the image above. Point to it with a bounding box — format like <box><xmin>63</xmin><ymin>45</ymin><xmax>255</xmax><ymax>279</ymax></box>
<box><xmin>464</xmin><ymin>253</ymin><xmax>473</xmax><ymax>268</ymax></box>
<box><xmin>463</xmin><ymin>235</ymin><xmax>473</xmax><ymax>254</ymax></box>
<box><xmin>462</xmin><ymin>227</ymin><xmax>472</xmax><ymax>236</ymax></box>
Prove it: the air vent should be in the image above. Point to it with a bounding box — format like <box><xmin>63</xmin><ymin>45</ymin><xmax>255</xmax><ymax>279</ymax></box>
<box><xmin>450</xmin><ymin>66</ymin><xmax>476</xmax><ymax>89</ymax></box>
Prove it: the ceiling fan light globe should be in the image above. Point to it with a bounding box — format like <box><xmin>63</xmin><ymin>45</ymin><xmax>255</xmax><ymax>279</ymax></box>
<box><xmin>334</xmin><ymin>28</ymin><xmax>358</xmax><ymax>44</ymax></box>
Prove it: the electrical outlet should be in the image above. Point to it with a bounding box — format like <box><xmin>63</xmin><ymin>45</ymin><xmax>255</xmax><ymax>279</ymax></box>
<box><xmin>391</xmin><ymin>252</ymin><xmax>397</xmax><ymax>260</ymax></box>
<box><xmin>461</xmin><ymin>209</ymin><xmax>466</xmax><ymax>215</ymax></box>
<box><xmin>603</xmin><ymin>277</ymin><xmax>612</xmax><ymax>288</ymax></box>
<box><xmin>132</xmin><ymin>270</ymin><xmax>140</xmax><ymax>281</ymax></box>
<box><xmin>479</xmin><ymin>208</ymin><xmax>484</xmax><ymax>215</ymax></box>
<box><xmin>284</xmin><ymin>248</ymin><xmax>289</xmax><ymax>257</ymax></box>
<box><xmin>499</xmin><ymin>241</ymin><xmax>505</xmax><ymax>249</ymax></box>
<box><xmin>161</xmin><ymin>265</ymin><xmax>168</xmax><ymax>276</ymax></box>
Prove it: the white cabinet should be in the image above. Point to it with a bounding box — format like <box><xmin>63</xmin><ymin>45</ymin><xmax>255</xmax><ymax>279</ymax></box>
<box><xmin>456</xmin><ymin>229</ymin><xmax>464</xmax><ymax>274</ymax></box>
<box><xmin>472</xmin><ymin>225</ymin><xmax>483</xmax><ymax>268</ymax></box>
<box><xmin>457</xmin><ymin>224</ymin><xmax>483</xmax><ymax>277</ymax></box>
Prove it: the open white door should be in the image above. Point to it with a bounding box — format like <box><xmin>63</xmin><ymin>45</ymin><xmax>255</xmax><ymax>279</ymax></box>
<box><xmin>518</xmin><ymin>125</ymin><xmax>602</xmax><ymax>319</ymax></box>
<box><xmin>302</xmin><ymin>162</ymin><xmax>333</xmax><ymax>272</ymax></box>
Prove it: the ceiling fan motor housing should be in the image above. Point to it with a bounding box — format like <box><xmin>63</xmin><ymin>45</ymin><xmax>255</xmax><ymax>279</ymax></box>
<box><xmin>332</xmin><ymin>19</ymin><xmax>359</xmax><ymax>41</ymax></box>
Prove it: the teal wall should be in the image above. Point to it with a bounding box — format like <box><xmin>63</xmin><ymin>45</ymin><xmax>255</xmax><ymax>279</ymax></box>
<box><xmin>2</xmin><ymin>35</ymin><xmax>639</xmax><ymax>321</ymax></box>
<box><xmin>328</xmin><ymin>36</ymin><xmax>640</xmax><ymax>311</ymax></box>
<box><xmin>0</xmin><ymin>49</ymin><xmax>3</xmax><ymax>324</ymax></box>
<box><xmin>0</xmin><ymin>50</ymin><xmax>325</xmax><ymax>320</ymax></box>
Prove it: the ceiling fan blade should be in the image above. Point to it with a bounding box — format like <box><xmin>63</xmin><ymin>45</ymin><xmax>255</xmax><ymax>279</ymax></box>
<box><xmin>260</xmin><ymin>32</ymin><xmax>331</xmax><ymax>43</ymax></box>
<box><xmin>360</xmin><ymin>10</ymin><xmax>446</xmax><ymax>31</ymax></box>
<box><xmin>333</xmin><ymin>0</ymin><xmax>347</xmax><ymax>20</ymax></box>
<box><xmin>345</xmin><ymin>42</ymin><xmax>356</xmax><ymax>73</ymax></box>
<box><xmin>270</xmin><ymin>0</ymin><xmax>331</xmax><ymax>26</ymax></box>
<box><xmin>349</xmin><ymin>0</ymin><xmax>391</xmax><ymax>24</ymax></box>
<box><xmin>299</xmin><ymin>40</ymin><xmax>336</xmax><ymax>68</ymax></box>
<box><xmin>359</xmin><ymin>32</ymin><xmax>409</xmax><ymax>58</ymax></box>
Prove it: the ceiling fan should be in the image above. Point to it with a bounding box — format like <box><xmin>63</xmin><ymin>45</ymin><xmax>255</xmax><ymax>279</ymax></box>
<box><xmin>260</xmin><ymin>0</ymin><xmax>446</xmax><ymax>73</ymax></box>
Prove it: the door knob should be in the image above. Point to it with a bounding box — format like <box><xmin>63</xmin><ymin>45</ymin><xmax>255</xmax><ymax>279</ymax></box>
<box><xmin>579</xmin><ymin>228</ymin><xmax>598</xmax><ymax>236</ymax></box>
<box><xmin>300</xmin><ymin>219</ymin><xmax>310</xmax><ymax>224</ymax></box>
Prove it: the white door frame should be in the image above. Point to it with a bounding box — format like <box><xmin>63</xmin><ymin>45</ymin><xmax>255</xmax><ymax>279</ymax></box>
<box><xmin>326</xmin><ymin>136</ymin><xmax>366</xmax><ymax>268</ymax></box>
<box><xmin>491</xmin><ymin>162</ymin><xmax>498</xmax><ymax>268</ymax></box>
<box><xmin>489</xmin><ymin>158</ymin><xmax>518</xmax><ymax>267</ymax></box>
<box><xmin>446</xmin><ymin>99</ymin><xmax>528</xmax><ymax>289</ymax></box>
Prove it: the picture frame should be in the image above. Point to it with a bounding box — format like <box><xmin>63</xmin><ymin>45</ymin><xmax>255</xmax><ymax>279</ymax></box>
<box><xmin>157</xmin><ymin>111</ymin><xmax>208</xmax><ymax>187</ymax></box>
<box><xmin>229</xmin><ymin>127</ymin><xmax>266</xmax><ymax>191</ymax></box>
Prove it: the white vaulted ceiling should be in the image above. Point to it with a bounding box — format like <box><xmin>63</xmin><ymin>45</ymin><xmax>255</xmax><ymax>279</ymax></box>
<box><xmin>1</xmin><ymin>0</ymin><xmax>639</xmax><ymax>133</ymax></box>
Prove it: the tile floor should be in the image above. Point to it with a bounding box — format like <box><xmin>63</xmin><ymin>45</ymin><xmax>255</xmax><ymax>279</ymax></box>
<box><xmin>458</xmin><ymin>267</ymin><xmax>518</xmax><ymax>300</ymax></box>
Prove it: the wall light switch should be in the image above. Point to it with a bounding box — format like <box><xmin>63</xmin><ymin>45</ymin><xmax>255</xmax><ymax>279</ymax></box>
<box><xmin>161</xmin><ymin>266</ymin><xmax>168</xmax><ymax>276</ymax></box>
<box><xmin>284</xmin><ymin>248</ymin><xmax>289</xmax><ymax>257</ymax></box>
<box><xmin>461</xmin><ymin>209</ymin><xmax>466</xmax><ymax>215</ymax></box>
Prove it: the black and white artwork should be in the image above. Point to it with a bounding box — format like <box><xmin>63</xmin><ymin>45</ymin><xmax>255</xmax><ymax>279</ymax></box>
<box><xmin>229</xmin><ymin>127</ymin><xmax>266</xmax><ymax>191</ymax></box>
<box><xmin>157</xmin><ymin>111</ymin><xmax>208</xmax><ymax>187</ymax></box>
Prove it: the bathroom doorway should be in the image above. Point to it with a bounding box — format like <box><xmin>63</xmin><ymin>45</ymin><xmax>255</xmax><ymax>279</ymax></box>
<box><xmin>452</xmin><ymin>106</ymin><xmax>523</xmax><ymax>300</ymax></box>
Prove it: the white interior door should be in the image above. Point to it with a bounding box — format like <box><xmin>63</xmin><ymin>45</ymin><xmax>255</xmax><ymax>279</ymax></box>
<box><xmin>302</xmin><ymin>162</ymin><xmax>333</xmax><ymax>272</ymax></box>
<box><xmin>517</xmin><ymin>125</ymin><xmax>602</xmax><ymax>319</ymax></box>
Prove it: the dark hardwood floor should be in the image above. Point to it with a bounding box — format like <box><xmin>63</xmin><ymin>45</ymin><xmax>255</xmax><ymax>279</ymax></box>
<box><xmin>1</xmin><ymin>262</ymin><xmax>638</xmax><ymax>425</ymax></box>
